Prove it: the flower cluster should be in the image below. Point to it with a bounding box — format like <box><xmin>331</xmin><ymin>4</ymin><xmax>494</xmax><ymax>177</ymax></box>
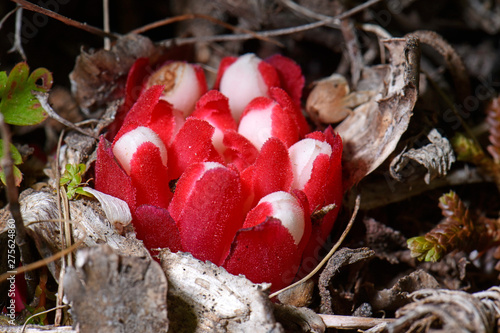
<box><xmin>95</xmin><ymin>53</ymin><xmax>343</xmax><ymax>291</ymax></box>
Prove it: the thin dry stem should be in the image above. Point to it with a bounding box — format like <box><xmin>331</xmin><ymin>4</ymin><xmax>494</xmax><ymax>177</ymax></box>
<box><xmin>158</xmin><ymin>0</ymin><xmax>382</xmax><ymax>48</ymax></box>
<box><xmin>7</xmin><ymin>6</ymin><xmax>27</xmax><ymax>61</ymax></box>
<box><xmin>10</xmin><ymin>0</ymin><xmax>119</xmax><ymax>39</ymax></box>
<box><xmin>319</xmin><ymin>314</ymin><xmax>394</xmax><ymax>329</ymax></box>
<box><xmin>0</xmin><ymin>237</ymin><xmax>85</xmax><ymax>283</ymax></box>
<box><xmin>0</xmin><ymin>113</ymin><xmax>37</xmax><ymax>301</ymax></box>
<box><xmin>34</xmin><ymin>92</ymin><xmax>97</xmax><ymax>139</ymax></box>
<box><xmin>131</xmin><ymin>13</ymin><xmax>283</xmax><ymax>47</ymax></box>
<box><xmin>103</xmin><ymin>0</ymin><xmax>110</xmax><ymax>50</ymax></box>
<box><xmin>0</xmin><ymin>6</ymin><xmax>19</xmax><ymax>30</ymax></box>
<box><xmin>270</xmin><ymin>194</ymin><xmax>361</xmax><ymax>298</ymax></box>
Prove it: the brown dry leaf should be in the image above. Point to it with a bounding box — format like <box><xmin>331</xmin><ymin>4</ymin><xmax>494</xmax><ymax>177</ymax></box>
<box><xmin>306</xmin><ymin>74</ymin><xmax>374</xmax><ymax>124</ymax></box>
<box><xmin>69</xmin><ymin>34</ymin><xmax>160</xmax><ymax>112</ymax></box>
<box><xmin>390</xmin><ymin>128</ymin><xmax>456</xmax><ymax>184</ymax></box>
<box><xmin>369</xmin><ymin>270</ymin><xmax>440</xmax><ymax>312</ymax></box>
<box><xmin>335</xmin><ymin>37</ymin><xmax>418</xmax><ymax>189</ymax></box>
<box><xmin>63</xmin><ymin>245</ymin><xmax>168</xmax><ymax>333</ymax></box>
<box><xmin>0</xmin><ymin>188</ymin><xmax>150</xmax><ymax>280</ymax></box>
<box><xmin>318</xmin><ymin>247</ymin><xmax>375</xmax><ymax>315</ymax></box>
<box><xmin>158</xmin><ymin>249</ymin><xmax>283</xmax><ymax>333</ymax></box>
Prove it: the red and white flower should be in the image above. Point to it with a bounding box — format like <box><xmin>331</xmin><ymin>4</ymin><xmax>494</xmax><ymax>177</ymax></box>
<box><xmin>94</xmin><ymin>53</ymin><xmax>344</xmax><ymax>292</ymax></box>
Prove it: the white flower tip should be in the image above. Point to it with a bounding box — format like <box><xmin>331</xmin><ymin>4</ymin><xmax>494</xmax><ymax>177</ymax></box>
<box><xmin>113</xmin><ymin>126</ymin><xmax>168</xmax><ymax>175</ymax></box>
<box><xmin>146</xmin><ymin>62</ymin><xmax>204</xmax><ymax>117</ymax></box>
<box><xmin>289</xmin><ymin>138</ymin><xmax>332</xmax><ymax>190</ymax></box>
<box><xmin>259</xmin><ymin>191</ymin><xmax>305</xmax><ymax>245</ymax></box>
<box><xmin>237</xmin><ymin>102</ymin><xmax>274</xmax><ymax>151</ymax></box>
<box><xmin>219</xmin><ymin>54</ymin><xmax>269</xmax><ymax>122</ymax></box>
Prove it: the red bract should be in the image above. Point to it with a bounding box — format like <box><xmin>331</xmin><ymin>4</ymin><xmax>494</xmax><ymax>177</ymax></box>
<box><xmin>169</xmin><ymin>162</ymin><xmax>243</xmax><ymax>265</ymax></box>
<box><xmin>94</xmin><ymin>53</ymin><xmax>344</xmax><ymax>292</ymax></box>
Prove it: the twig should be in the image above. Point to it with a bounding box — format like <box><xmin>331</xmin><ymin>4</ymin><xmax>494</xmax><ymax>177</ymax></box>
<box><xmin>277</xmin><ymin>0</ymin><xmax>341</xmax><ymax>27</ymax></box>
<box><xmin>0</xmin><ymin>113</ymin><xmax>37</xmax><ymax>302</ymax></box>
<box><xmin>269</xmin><ymin>194</ymin><xmax>361</xmax><ymax>299</ymax></box>
<box><xmin>318</xmin><ymin>314</ymin><xmax>395</xmax><ymax>329</ymax></box>
<box><xmin>22</xmin><ymin>305</ymin><xmax>68</xmax><ymax>333</ymax></box>
<box><xmin>34</xmin><ymin>92</ymin><xmax>98</xmax><ymax>139</ymax></box>
<box><xmin>0</xmin><ymin>237</ymin><xmax>85</xmax><ymax>283</ymax></box>
<box><xmin>7</xmin><ymin>6</ymin><xmax>27</xmax><ymax>61</ymax></box>
<box><xmin>10</xmin><ymin>0</ymin><xmax>119</xmax><ymax>40</ymax></box>
<box><xmin>54</xmin><ymin>130</ymin><xmax>65</xmax><ymax>327</ymax></box>
<box><xmin>131</xmin><ymin>13</ymin><xmax>283</xmax><ymax>47</ymax></box>
<box><xmin>0</xmin><ymin>5</ymin><xmax>19</xmax><ymax>30</ymax></box>
<box><xmin>103</xmin><ymin>0</ymin><xmax>110</xmax><ymax>50</ymax></box>
<box><xmin>406</xmin><ymin>30</ymin><xmax>470</xmax><ymax>103</ymax></box>
<box><xmin>358</xmin><ymin>23</ymin><xmax>392</xmax><ymax>64</ymax></box>
<box><xmin>158</xmin><ymin>0</ymin><xmax>382</xmax><ymax>48</ymax></box>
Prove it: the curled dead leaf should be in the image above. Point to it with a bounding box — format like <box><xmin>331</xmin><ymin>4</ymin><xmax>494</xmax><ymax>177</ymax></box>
<box><xmin>390</xmin><ymin>128</ymin><xmax>456</xmax><ymax>184</ymax></box>
<box><xmin>335</xmin><ymin>37</ymin><xmax>419</xmax><ymax>189</ymax></box>
<box><xmin>69</xmin><ymin>34</ymin><xmax>160</xmax><ymax>113</ymax></box>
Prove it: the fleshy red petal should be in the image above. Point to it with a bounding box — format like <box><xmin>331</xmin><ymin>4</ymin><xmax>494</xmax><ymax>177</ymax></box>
<box><xmin>129</xmin><ymin>142</ymin><xmax>172</xmax><ymax>209</ymax></box>
<box><xmin>133</xmin><ymin>204</ymin><xmax>182</xmax><ymax>252</ymax></box>
<box><xmin>95</xmin><ymin>136</ymin><xmax>136</xmax><ymax>210</ymax></box>
<box><xmin>168</xmin><ymin>118</ymin><xmax>224</xmax><ymax>180</ymax></box>
<box><xmin>169</xmin><ymin>162</ymin><xmax>243</xmax><ymax>265</ymax></box>
<box><xmin>269</xmin><ymin>87</ymin><xmax>310</xmax><ymax>138</ymax></box>
<box><xmin>114</xmin><ymin>85</ymin><xmax>165</xmax><ymax>142</ymax></box>
<box><xmin>299</xmin><ymin>129</ymin><xmax>343</xmax><ymax>275</ymax></box>
<box><xmin>213</xmin><ymin>56</ymin><xmax>237</xmax><ymax>89</ymax></box>
<box><xmin>265</xmin><ymin>55</ymin><xmax>305</xmax><ymax>108</ymax></box>
<box><xmin>192</xmin><ymin>90</ymin><xmax>237</xmax><ymax>155</ymax></box>
<box><xmin>222</xmin><ymin>129</ymin><xmax>259</xmax><ymax>171</ymax></box>
<box><xmin>223</xmin><ymin>217</ymin><xmax>301</xmax><ymax>292</ymax></box>
<box><xmin>257</xmin><ymin>60</ymin><xmax>281</xmax><ymax>93</ymax></box>
<box><xmin>192</xmin><ymin>90</ymin><xmax>236</xmax><ymax>131</ymax></box>
<box><xmin>238</xmin><ymin>97</ymin><xmax>299</xmax><ymax>150</ymax></box>
<box><xmin>107</xmin><ymin>57</ymin><xmax>151</xmax><ymax>140</ymax></box>
<box><xmin>245</xmin><ymin>137</ymin><xmax>293</xmax><ymax>208</ymax></box>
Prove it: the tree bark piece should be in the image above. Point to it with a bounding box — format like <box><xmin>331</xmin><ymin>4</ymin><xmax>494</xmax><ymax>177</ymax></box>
<box><xmin>63</xmin><ymin>245</ymin><xmax>168</xmax><ymax>333</ymax></box>
<box><xmin>158</xmin><ymin>249</ymin><xmax>283</xmax><ymax>333</ymax></box>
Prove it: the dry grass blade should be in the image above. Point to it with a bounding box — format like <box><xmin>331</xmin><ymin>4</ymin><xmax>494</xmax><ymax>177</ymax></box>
<box><xmin>0</xmin><ymin>237</ymin><xmax>84</xmax><ymax>283</ymax></box>
<box><xmin>131</xmin><ymin>13</ymin><xmax>283</xmax><ymax>47</ymax></box>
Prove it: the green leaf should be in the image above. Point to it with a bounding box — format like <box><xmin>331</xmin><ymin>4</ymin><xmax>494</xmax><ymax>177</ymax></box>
<box><xmin>0</xmin><ymin>140</ymin><xmax>23</xmax><ymax>186</ymax></box>
<box><xmin>0</xmin><ymin>165</ymin><xmax>22</xmax><ymax>187</ymax></box>
<box><xmin>0</xmin><ymin>62</ymin><xmax>53</xmax><ymax>126</ymax></box>
<box><xmin>0</xmin><ymin>140</ymin><xmax>22</xmax><ymax>165</ymax></box>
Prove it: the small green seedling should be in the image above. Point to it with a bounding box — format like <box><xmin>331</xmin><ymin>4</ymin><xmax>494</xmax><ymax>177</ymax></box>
<box><xmin>60</xmin><ymin>163</ymin><xmax>92</xmax><ymax>200</ymax></box>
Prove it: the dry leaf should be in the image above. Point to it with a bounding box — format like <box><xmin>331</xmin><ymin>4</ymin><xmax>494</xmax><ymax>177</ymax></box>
<box><xmin>306</xmin><ymin>74</ymin><xmax>373</xmax><ymax>124</ymax></box>
<box><xmin>387</xmin><ymin>287</ymin><xmax>500</xmax><ymax>333</ymax></box>
<box><xmin>69</xmin><ymin>34</ymin><xmax>159</xmax><ymax>113</ymax></box>
<box><xmin>390</xmin><ymin>128</ymin><xmax>456</xmax><ymax>184</ymax></box>
<box><xmin>318</xmin><ymin>247</ymin><xmax>375</xmax><ymax>315</ymax></box>
<box><xmin>370</xmin><ymin>270</ymin><xmax>440</xmax><ymax>312</ymax></box>
<box><xmin>335</xmin><ymin>38</ymin><xmax>418</xmax><ymax>189</ymax></box>
<box><xmin>0</xmin><ymin>188</ymin><xmax>149</xmax><ymax>280</ymax></box>
<box><xmin>83</xmin><ymin>187</ymin><xmax>132</xmax><ymax>233</ymax></box>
